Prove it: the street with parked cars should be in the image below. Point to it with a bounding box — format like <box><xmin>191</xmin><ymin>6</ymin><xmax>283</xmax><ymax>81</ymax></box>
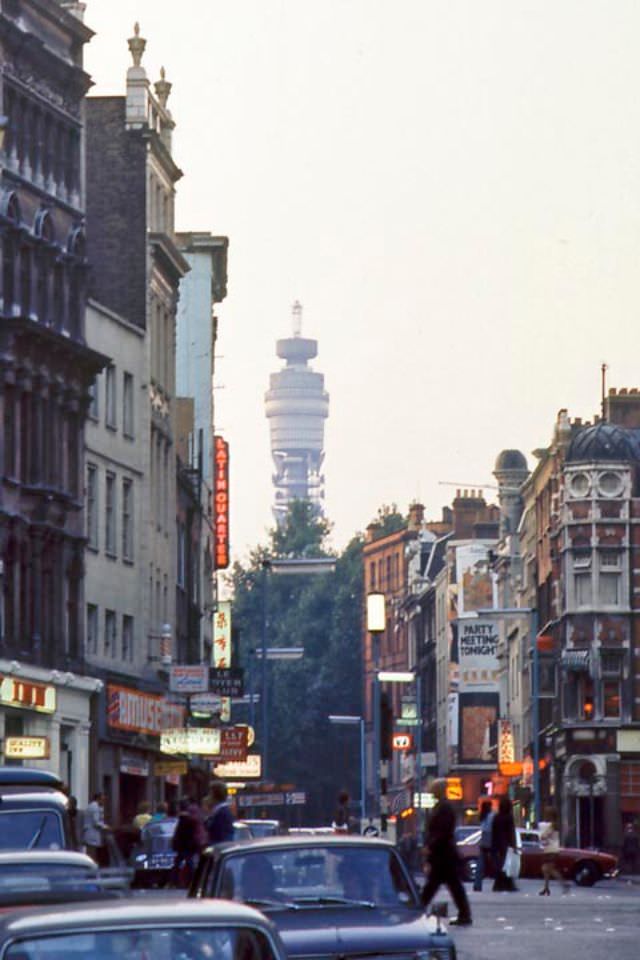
<box><xmin>0</xmin><ymin>767</ymin><xmax>638</xmax><ymax>960</ymax></box>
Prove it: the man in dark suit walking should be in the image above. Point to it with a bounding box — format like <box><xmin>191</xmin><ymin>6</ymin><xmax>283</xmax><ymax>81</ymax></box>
<box><xmin>420</xmin><ymin>779</ymin><xmax>472</xmax><ymax>926</ymax></box>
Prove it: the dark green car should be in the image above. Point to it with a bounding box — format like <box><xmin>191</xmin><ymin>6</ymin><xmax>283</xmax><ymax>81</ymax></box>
<box><xmin>190</xmin><ymin>834</ymin><xmax>456</xmax><ymax>960</ymax></box>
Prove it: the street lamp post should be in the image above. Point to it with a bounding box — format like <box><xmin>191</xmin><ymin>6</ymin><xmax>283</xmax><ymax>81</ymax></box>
<box><xmin>367</xmin><ymin>593</ymin><xmax>386</xmax><ymax>827</ymax></box>
<box><xmin>329</xmin><ymin>715</ymin><xmax>366</xmax><ymax>822</ymax></box>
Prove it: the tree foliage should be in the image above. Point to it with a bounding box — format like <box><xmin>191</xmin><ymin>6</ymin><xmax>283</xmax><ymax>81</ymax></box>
<box><xmin>229</xmin><ymin>501</ymin><xmax>362</xmax><ymax>824</ymax></box>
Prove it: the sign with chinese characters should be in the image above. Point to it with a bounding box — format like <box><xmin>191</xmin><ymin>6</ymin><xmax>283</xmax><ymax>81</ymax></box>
<box><xmin>220</xmin><ymin>726</ymin><xmax>249</xmax><ymax>762</ymax></box>
<box><xmin>4</xmin><ymin>736</ymin><xmax>50</xmax><ymax>760</ymax></box>
<box><xmin>214</xmin><ymin>436</ymin><xmax>230</xmax><ymax>570</ymax></box>
<box><xmin>169</xmin><ymin>665</ymin><xmax>209</xmax><ymax>694</ymax></box>
<box><xmin>107</xmin><ymin>685</ymin><xmax>185</xmax><ymax>736</ymax></box>
<box><xmin>0</xmin><ymin>677</ymin><xmax>56</xmax><ymax>714</ymax></box>
<box><xmin>498</xmin><ymin>718</ymin><xmax>515</xmax><ymax>765</ymax></box>
<box><xmin>213</xmin><ymin>753</ymin><xmax>262</xmax><ymax>780</ymax></box>
<box><xmin>210</xmin><ymin>668</ymin><xmax>244</xmax><ymax>698</ymax></box>
<box><xmin>213</xmin><ymin>602</ymin><xmax>232</xmax><ymax>668</ymax></box>
<box><xmin>160</xmin><ymin>727</ymin><xmax>221</xmax><ymax>756</ymax></box>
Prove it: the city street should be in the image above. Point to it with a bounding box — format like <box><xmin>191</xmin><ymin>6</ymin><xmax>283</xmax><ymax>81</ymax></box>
<box><xmin>436</xmin><ymin>879</ymin><xmax>640</xmax><ymax>960</ymax></box>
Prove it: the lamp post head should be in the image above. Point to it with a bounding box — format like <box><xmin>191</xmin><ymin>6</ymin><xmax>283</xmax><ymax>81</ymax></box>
<box><xmin>366</xmin><ymin>593</ymin><xmax>386</xmax><ymax>632</ymax></box>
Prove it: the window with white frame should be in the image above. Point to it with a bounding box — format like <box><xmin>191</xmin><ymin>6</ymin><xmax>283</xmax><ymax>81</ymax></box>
<box><xmin>105</xmin><ymin>365</ymin><xmax>117</xmax><ymax>428</ymax></box>
<box><xmin>104</xmin><ymin>609</ymin><xmax>116</xmax><ymax>657</ymax></box>
<box><xmin>600</xmin><ymin>572</ymin><xmax>621</xmax><ymax>606</ymax></box>
<box><xmin>86</xmin><ymin>603</ymin><xmax>98</xmax><ymax>655</ymax></box>
<box><xmin>122</xmin><ymin>478</ymin><xmax>134</xmax><ymax>561</ymax></box>
<box><xmin>86</xmin><ymin>463</ymin><xmax>99</xmax><ymax>549</ymax></box>
<box><xmin>123</xmin><ymin>372</ymin><xmax>134</xmax><ymax>438</ymax></box>
<box><xmin>105</xmin><ymin>472</ymin><xmax>116</xmax><ymax>556</ymax></box>
<box><xmin>575</xmin><ymin>572</ymin><xmax>592</xmax><ymax>608</ymax></box>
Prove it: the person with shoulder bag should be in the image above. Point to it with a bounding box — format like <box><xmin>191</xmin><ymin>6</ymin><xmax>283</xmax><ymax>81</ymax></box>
<box><xmin>491</xmin><ymin>796</ymin><xmax>518</xmax><ymax>892</ymax></box>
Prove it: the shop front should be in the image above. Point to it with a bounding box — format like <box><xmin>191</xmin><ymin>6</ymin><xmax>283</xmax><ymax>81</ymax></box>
<box><xmin>0</xmin><ymin>658</ymin><xmax>102</xmax><ymax>805</ymax></box>
<box><xmin>94</xmin><ymin>681</ymin><xmax>186</xmax><ymax>827</ymax></box>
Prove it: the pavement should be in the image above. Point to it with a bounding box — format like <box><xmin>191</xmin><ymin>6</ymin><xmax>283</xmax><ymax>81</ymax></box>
<box><xmin>428</xmin><ymin>878</ymin><xmax>640</xmax><ymax>960</ymax></box>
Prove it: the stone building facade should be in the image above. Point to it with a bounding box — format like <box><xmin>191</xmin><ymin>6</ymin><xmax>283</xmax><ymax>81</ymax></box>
<box><xmin>84</xmin><ymin>26</ymin><xmax>190</xmax><ymax>819</ymax></box>
<box><xmin>0</xmin><ymin>0</ymin><xmax>105</xmax><ymax>796</ymax></box>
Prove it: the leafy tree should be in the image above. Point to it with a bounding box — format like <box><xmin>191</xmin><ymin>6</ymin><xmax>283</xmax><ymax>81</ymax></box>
<box><xmin>228</xmin><ymin>501</ymin><xmax>404</xmax><ymax>824</ymax></box>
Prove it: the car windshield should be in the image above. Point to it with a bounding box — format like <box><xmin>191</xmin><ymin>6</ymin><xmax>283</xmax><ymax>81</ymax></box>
<box><xmin>457</xmin><ymin>830</ymin><xmax>481</xmax><ymax>845</ymax></box>
<box><xmin>5</xmin><ymin>926</ymin><xmax>279</xmax><ymax>960</ymax></box>
<box><xmin>217</xmin><ymin>845</ymin><xmax>416</xmax><ymax>908</ymax></box>
<box><xmin>141</xmin><ymin>820</ymin><xmax>177</xmax><ymax>854</ymax></box>
<box><xmin>0</xmin><ymin>811</ymin><xmax>63</xmax><ymax>850</ymax></box>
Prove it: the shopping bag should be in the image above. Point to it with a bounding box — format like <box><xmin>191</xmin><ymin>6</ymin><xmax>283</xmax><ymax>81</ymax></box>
<box><xmin>503</xmin><ymin>846</ymin><xmax>521</xmax><ymax>879</ymax></box>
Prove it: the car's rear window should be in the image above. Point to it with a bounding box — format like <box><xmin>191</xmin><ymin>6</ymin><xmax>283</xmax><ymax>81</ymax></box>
<box><xmin>5</xmin><ymin>925</ymin><xmax>279</xmax><ymax>960</ymax></box>
<box><xmin>0</xmin><ymin>863</ymin><xmax>95</xmax><ymax>893</ymax></box>
<box><xmin>0</xmin><ymin>811</ymin><xmax>63</xmax><ymax>850</ymax></box>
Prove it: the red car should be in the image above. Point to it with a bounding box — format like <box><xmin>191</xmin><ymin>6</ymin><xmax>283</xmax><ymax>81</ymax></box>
<box><xmin>457</xmin><ymin>827</ymin><xmax>618</xmax><ymax>887</ymax></box>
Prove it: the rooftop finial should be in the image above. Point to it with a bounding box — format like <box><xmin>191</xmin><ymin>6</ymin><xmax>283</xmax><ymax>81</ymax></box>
<box><xmin>154</xmin><ymin>66</ymin><xmax>172</xmax><ymax>107</ymax></box>
<box><xmin>292</xmin><ymin>300</ymin><xmax>302</xmax><ymax>337</ymax></box>
<box><xmin>128</xmin><ymin>22</ymin><xmax>146</xmax><ymax>68</ymax></box>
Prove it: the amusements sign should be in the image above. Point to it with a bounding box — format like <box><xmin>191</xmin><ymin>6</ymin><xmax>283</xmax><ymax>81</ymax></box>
<box><xmin>214</xmin><ymin>436</ymin><xmax>230</xmax><ymax>569</ymax></box>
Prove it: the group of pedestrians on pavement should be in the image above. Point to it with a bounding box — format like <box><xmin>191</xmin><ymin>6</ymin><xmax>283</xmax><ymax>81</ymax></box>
<box><xmin>474</xmin><ymin>795</ymin><xmax>520</xmax><ymax>893</ymax></box>
<box><xmin>169</xmin><ymin>780</ymin><xmax>235</xmax><ymax>886</ymax></box>
<box><xmin>419</xmin><ymin>780</ymin><xmax>575</xmax><ymax>926</ymax></box>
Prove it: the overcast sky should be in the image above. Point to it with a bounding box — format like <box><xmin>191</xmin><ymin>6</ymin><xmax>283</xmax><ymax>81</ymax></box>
<box><xmin>85</xmin><ymin>1</ymin><xmax>640</xmax><ymax>560</ymax></box>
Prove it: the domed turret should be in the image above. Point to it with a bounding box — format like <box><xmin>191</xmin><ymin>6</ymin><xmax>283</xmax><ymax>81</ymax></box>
<box><xmin>566</xmin><ymin>422</ymin><xmax>640</xmax><ymax>463</ymax></box>
<box><xmin>493</xmin><ymin>449</ymin><xmax>529</xmax><ymax>540</ymax></box>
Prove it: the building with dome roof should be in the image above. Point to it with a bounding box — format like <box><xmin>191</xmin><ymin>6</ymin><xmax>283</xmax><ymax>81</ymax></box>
<box><xmin>493</xmin><ymin>391</ymin><xmax>640</xmax><ymax>854</ymax></box>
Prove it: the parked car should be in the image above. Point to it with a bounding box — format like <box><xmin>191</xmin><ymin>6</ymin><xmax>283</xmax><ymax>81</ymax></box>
<box><xmin>131</xmin><ymin>818</ymin><xmax>253</xmax><ymax>888</ymax></box>
<box><xmin>457</xmin><ymin>827</ymin><xmax>618</xmax><ymax>886</ymax></box>
<box><xmin>0</xmin><ymin>768</ymin><xmax>73</xmax><ymax>852</ymax></box>
<box><xmin>0</xmin><ymin>895</ymin><xmax>287</xmax><ymax>960</ymax></box>
<box><xmin>0</xmin><ymin>850</ymin><xmax>128</xmax><ymax>909</ymax></box>
<box><xmin>190</xmin><ymin>834</ymin><xmax>456</xmax><ymax>960</ymax></box>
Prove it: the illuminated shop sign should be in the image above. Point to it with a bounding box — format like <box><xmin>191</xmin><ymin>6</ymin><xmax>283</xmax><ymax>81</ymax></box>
<box><xmin>107</xmin><ymin>684</ymin><xmax>185</xmax><ymax>736</ymax></box>
<box><xmin>213</xmin><ymin>753</ymin><xmax>262</xmax><ymax>780</ymax></box>
<box><xmin>0</xmin><ymin>677</ymin><xmax>56</xmax><ymax>714</ymax></box>
<box><xmin>4</xmin><ymin>737</ymin><xmax>50</xmax><ymax>760</ymax></box>
<box><xmin>160</xmin><ymin>727</ymin><xmax>221</xmax><ymax>756</ymax></box>
<box><xmin>214</xmin><ymin>435</ymin><xmax>230</xmax><ymax>569</ymax></box>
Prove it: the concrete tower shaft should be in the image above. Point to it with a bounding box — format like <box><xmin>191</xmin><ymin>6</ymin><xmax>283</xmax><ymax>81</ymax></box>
<box><xmin>265</xmin><ymin>302</ymin><xmax>330</xmax><ymax>522</ymax></box>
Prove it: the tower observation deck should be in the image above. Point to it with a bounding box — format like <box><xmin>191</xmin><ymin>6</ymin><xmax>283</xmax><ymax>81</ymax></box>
<box><xmin>265</xmin><ymin>301</ymin><xmax>330</xmax><ymax>524</ymax></box>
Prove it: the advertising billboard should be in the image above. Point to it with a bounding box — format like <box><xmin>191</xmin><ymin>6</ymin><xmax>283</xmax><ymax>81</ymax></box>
<box><xmin>455</xmin><ymin>542</ymin><xmax>496</xmax><ymax>616</ymax></box>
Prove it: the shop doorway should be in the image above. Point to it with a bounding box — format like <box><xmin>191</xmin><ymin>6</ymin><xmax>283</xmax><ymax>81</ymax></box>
<box><xmin>120</xmin><ymin>772</ymin><xmax>147</xmax><ymax>826</ymax></box>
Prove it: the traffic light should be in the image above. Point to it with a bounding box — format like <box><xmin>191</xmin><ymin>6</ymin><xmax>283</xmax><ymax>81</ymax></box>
<box><xmin>380</xmin><ymin>691</ymin><xmax>392</xmax><ymax>760</ymax></box>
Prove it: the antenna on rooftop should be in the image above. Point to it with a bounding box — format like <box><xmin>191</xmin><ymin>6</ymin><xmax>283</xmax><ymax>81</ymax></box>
<box><xmin>601</xmin><ymin>362</ymin><xmax>608</xmax><ymax>420</ymax></box>
<box><xmin>292</xmin><ymin>300</ymin><xmax>302</xmax><ymax>337</ymax></box>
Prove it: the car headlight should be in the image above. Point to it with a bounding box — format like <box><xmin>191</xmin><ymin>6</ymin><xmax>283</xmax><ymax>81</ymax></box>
<box><xmin>135</xmin><ymin>854</ymin><xmax>148</xmax><ymax>864</ymax></box>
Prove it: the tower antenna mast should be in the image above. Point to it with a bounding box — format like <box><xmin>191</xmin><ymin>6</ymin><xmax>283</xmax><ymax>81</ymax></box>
<box><xmin>601</xmin><ymin>362</ymin><xmax>608</xmax><ymax>419</ymax></box>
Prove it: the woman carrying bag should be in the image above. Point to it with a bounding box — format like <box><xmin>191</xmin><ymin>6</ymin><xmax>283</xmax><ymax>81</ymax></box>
<box><xmin>491</xmin><ymin>796</ymin><xmax>519</xmax><ymax>892</ymax></box>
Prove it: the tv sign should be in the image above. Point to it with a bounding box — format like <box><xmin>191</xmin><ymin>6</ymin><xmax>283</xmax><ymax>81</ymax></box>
<box><xmin>214</xmin><ymin>435</ymin><xmax>230</xmax><ymax>569</ymax></box>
